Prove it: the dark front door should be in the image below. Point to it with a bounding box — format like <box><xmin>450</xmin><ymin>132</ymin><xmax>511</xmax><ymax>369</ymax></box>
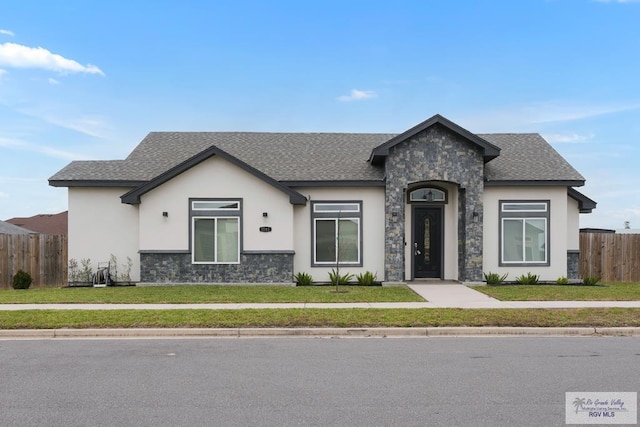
<box><xmin>413</xmin><ymin>207</ymin><xmax>443</xmax><ymax>279</ymax></box>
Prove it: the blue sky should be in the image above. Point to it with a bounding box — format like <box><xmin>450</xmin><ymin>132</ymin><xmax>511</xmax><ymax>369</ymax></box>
<box><xmin>1</xmin><ymin>0</ymin><xmax>639</xmax><ymax>229</ymax></box>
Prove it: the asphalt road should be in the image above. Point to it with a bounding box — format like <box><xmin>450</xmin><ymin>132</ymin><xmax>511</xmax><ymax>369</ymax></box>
<box><xmin>0</xmin><ymin>337</ymin><xmax>638</xmax><ymax>427</ymax></box>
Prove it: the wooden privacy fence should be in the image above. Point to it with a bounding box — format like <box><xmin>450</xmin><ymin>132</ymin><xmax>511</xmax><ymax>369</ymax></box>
<box><xmin>0</xmin><ymin>234</ymin><xmax>67</xmax><ymax>288</ymax></box>
<box><xmin>580</xmin><ymin>232</ymin><xmax>640</xmax><ymax>282</ymax></box>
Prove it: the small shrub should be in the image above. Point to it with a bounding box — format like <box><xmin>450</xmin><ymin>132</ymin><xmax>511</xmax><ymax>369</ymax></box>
<box><xmin>329</xmin><ymin>269</ymin><xmax>354</xmax><ymax>286</ymax></box>
<box><xmin>515</xmin><ymin>272</ymin><xmax>539</xmax><ymax>285</ymax></box>
<box><xmin>483</xmin><ymin>272</ymin><xmax>508</xmax><ymax>285</ymax></box>
<box><xmin>68</xmin><ymin>258</ymin><xmax>80</xmax><ymax>283</ymax></box>
<box><xmin>109</xmin><ymin>254</ymin><xmax>119</xmax><ymax>283</ymax></box>
<box><xmin>12</xmin><ymin>270</ymin><xmax>33</xmax><ymax>290</ymax></box>
<box><xmin>356</xmin><ymin>271</ymin><xmax>378</xmax><ymax>286</ymax></box>
<box><xmin>582</xmin><ymin>275</ymin><xmax>601</xmax><ymax>286</ymax></box>
<box><xmin>556</xmin><ymin>276</ymin><xmax>569</xmax><ymax>285</ymax></box>
<box><xmin>80</xmin><ymin>258</ymin><xmax>93</xmax><ymax>283</ymax></box>
<box><xmin>294</xmin><ymin>272</ymin><xmax>314</xmax><ymax>286</ymax></box>
<box><xmin>121</xmin><ymin>256</ymin><xmax>133</xmax><ymax>283</ymax></box>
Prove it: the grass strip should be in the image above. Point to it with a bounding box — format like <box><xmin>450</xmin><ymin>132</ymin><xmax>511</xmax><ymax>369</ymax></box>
<box><xmin>471</xmin><ymin>282</ymin><xmax>640</xmax><ymax>301</ymax></box>
<box><xmin>0</xmin><ymin>285</ymin><xmax>423</xmax><ymax>304</ymax></box>
<box><xmin>1</xmin><ymin>308</ymin><xmax>639</xmax><ymax>329</ymax></box>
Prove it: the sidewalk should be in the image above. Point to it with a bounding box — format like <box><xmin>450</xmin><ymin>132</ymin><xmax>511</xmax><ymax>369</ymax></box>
<box><xmin>405</xmin><ymin>283</ymin><xmax>640</xmax><ymax>309</ymax></box>
<box><xmin>2</xmin><ymin>284</ymin><xmax>639</xmax><ymax>339</ymax></box>
<box><xmin>1</xmin><ymin>284</ymin><xmax>639</xmax><ymax>310</ymax></box>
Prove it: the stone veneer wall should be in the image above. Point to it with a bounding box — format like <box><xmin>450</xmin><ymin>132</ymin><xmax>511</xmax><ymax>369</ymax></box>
<box><xmin>140</xmin><ymin>251</ymin><xmax>294</xmax><ymax>283</ymax></box>
<box><xmin>384</xmin><ymin>124</ymin><xmax>485</xmax><ymax>282</ymax></box>
<box><xmin>567</xmin><ymin>250</ymin><xmax>580</xmax><ymax>280</ymax></box>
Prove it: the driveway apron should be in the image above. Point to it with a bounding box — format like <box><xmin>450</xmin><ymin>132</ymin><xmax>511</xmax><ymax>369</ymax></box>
<box><xmin>407</xmin><ymin>282</ymin><xmax>502</xmax><ymax>308</ymax></box>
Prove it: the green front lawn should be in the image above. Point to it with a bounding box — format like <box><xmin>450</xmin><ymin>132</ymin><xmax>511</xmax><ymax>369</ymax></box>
<box><xmin>0</xmin><ymin>308</ymin><xmax>638</xmax><ymax>329</ymax></box>
<box><xmin>471</xmin><ymin>282</ymin><xmax>640</xmax><ymax>301</ymax></box>
<box><xmin>0</xmin><ymin>285</ymin><xmax>424</xmax><ymax>304</ymax></box>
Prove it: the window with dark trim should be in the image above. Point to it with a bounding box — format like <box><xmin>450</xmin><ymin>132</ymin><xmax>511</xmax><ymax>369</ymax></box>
<box><xmin>311</xmin><ymin>201</ymin><xmax>362</xmax><ymax>266</ymax></box>
<box><xmin>499</xmin><ymin>200</ymin><xmax>550</xmax><ymax>266</ymax></box>
<box><xmin>408</xmin><ymin>186</ymin><xmax>448</xmax><ymax>203</ymax></box>
<box><xmin>190</xmin><ymin>198</ymin><xmax>242</xmax><ymax>264</ymax></box>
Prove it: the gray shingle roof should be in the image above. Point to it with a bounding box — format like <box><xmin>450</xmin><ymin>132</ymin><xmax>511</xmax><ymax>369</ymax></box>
<box><xmin>0</xmin><ymin>220</ymin><xmax>36</xmax><ymax>235</ymax></box>
<box><xmin>49</xmin><ymin>130</ymin><xmax>584</xmax><ymax>186</ymax></box>
<box><xmin>481</xmin><ymin>133</ymin><xmax>584</xmax><ymax>182</ymax></box>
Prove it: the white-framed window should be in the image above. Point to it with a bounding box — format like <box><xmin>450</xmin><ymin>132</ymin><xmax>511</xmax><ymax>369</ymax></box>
<box><xmin>312</xmin><ymin>201</ymin><xmax>362</xmax><ymax>266</ymax></box>
<box><xmin>191</xmin><ymin>199</ymin><xmax>241</xmax><ymax>264</ymax></box>
<box><xmin>500</xmin><ymin>200</ymin><xmax>549</xmax><ymax>265</ymax></box>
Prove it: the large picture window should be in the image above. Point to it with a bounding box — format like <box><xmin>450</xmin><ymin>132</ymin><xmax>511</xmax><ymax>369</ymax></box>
<box><xmin>191</xmin><ymin>199</ymin><xmax>241</xmax><ymax>264</ymax></box>
<box><xmin>312</xmin><ymin>201</ymin><xmax>362</xmax><ymax>266</ymax></box>
<box><xmin>500</xmin><ymin>201</ymin><xmax>549</xmax><ymax>265</ymax></box>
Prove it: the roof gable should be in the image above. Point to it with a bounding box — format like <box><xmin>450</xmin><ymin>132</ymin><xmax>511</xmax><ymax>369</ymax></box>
<box><xmin>369</xmin><ymin>114</ymin><xmax>501</xmax><ymax>165</ymax></box>
<box><xmin>120</xmin><ymin>144</ymin><xmax>307</xmax><ymax>205</ymax></box>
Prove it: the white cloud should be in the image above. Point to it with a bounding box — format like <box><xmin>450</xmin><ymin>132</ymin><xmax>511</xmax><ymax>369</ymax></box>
<box><xmin>543</xmin><ymin>132</ymin><xmax>593</xmax><ymax>143</ymax></box>
<box><xmin>458</xmin><ymin>101</ymin><xmax>640</xmax><ymax>132</ymax></box>
<box><xmin>527</xmin><ymin>102</ymin><xmax>640</xmax><ymax>124</ymax></box>
<box><xmin>16</xmin><ymin>107</ymin><xmax>108</xmax><ymax>138</ymax></box>
<box><xmin>0</xmin><ymin>42</ymin><xmax>104</xmax><ymax>76</ymax></box>
<box><xmin>594</xmin><ymin>0</ymin><xmax>640</xmax><ymax>3</ymax></box>
<box><xmin>0</xmin><ymin>176</ymin><xmax>41</xmax><ymax>184</ymax></box>
<box><xmin>0</xmin><ymin>29</ymin><xmax>14</xmax><ymax>37</ymax></box>
<box><xmin>0</xmin><ymin>191</ymin><xmax>8</xmax><ymax>199</ymax></box>
<box><xmin>48</xmin><ymin>77</ymin><xmax>60</xmax><ymax>85</ymax></box>
<box><xmin>0</xmin><ymin>136</ymin><xmax>87</xmax><ymax>160</ymax></box>
<box><xmin>337</xmin><ymin>89</ymin><xmax>377</xmax><ymax>102</ymax></box>
<box><xmin>42</xmin><ymin>115</ymin><xmax>107</xmax><ymax>138</ymax></box>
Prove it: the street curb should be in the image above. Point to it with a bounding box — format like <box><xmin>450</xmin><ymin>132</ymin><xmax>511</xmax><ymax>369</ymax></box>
<box><xmin>1</xmin><ymin>327</ymin><xmax>639</xmax><ymax>339</ymax></box>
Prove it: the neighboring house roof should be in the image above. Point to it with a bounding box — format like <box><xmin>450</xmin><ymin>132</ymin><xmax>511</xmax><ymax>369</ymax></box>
<box><xmin>568</xmin><ymin>188</ymin><xmax>597</xmax><ymax>213</ymax></box>
<box><xmin>49</xmin><ymin>114</ymin><xmax>587</xmax><ymax>191</ymax></box>
<box><xmin>5</xmin><ymin>211</ymin><xmax>68</xmax><ymax>235</ymax></box>
<box><xmin>0</xmin><ymin>220</ymin><xmax>36</xmax><ymax>235</ymax></box>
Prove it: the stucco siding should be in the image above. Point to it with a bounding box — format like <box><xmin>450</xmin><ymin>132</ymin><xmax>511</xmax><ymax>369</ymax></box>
<box><xmin>68</xmin><ymin>187</ymin><xmax>140</xmax><ymax>281</ymax></box>
<box><xmin>291</xmin><ymin>186</ymin><xmax>385</xmax><ymax>282</ymax></box>
<box><xmin>567</xmin><ymin>196</ymin><xmax>580</xmax><ymax>250</ymax></box>
<box><xmin>138</xmin><ymin>155</ymin><xmax>295</xmax><ymax>252</ymax></box>
<box><xmin>483</xmin><ymin>186</ymin><xmax>568</xmax><ymax>281</ymax></box>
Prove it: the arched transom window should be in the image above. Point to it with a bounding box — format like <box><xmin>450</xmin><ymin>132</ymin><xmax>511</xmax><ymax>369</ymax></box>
<box><xmin>409</xmin><ymin>187</ymin><xmax>447</xmax><ymax>203</ymax></box>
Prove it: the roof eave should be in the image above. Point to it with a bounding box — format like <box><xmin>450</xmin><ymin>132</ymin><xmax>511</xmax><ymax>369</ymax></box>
<box><xmin>568</xmin><ymin>187</ymin><xmax>597</xmax><ymax>213</ymax></box>
<box><xmin>282</xmin><ymin>180</ymin><xmax>385</xmax><ymax>188</ymax></box>
<box><xmin>484</xmin><ymin>179</ymin><xmax>585</xmax><ymax>187</ymax></box>
<box><xmin>49</xmin><ymin>179</ymin><xmax>147</xmax><ymax>188</ymax></box>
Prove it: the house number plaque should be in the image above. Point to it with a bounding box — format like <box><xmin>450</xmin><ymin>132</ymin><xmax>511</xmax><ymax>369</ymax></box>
<box><xmin>259</xmin><ymin>226</ymin><xmax>272</xmax><ymax>232</ymax></box>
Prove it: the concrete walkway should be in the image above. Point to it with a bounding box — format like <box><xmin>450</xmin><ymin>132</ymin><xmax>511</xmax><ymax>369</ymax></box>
<box><xmin>406</xmin><ymin>283</ymin><xmax>640</xmax><ymax>308</ymax></box>
<box><xmin>2</xmin><ymin>284</ymin><xmax>640</xmax><ymax>339</ymax></box>
<box><xmin>1</xmin><ymin>283</ymin><xmax>639</xmax><ymax>310</ymax></box>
